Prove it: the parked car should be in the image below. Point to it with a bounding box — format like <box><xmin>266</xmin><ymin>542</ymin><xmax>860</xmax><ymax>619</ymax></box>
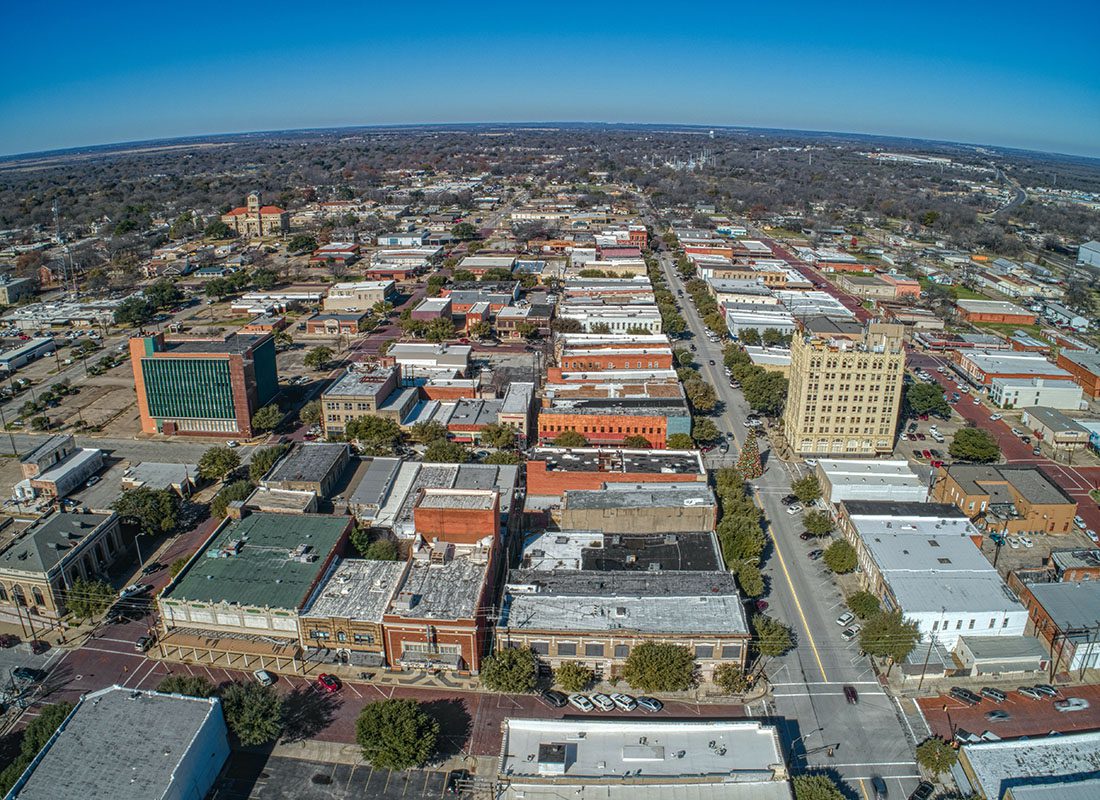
<box><xmin>805</xmin><ymin>459</ymin><xmax>818</xmax><ymax>467</ymax></box>
<box><xmin>1075</xmin><ymin>516</ymin><xmax>1087</xmax><ymax>529</ymax></box>
<box><xmin>950</xmin><ymin>687</ymin><xmax>981</xmax><ymax>706</ymax></box>
<box><xmin>843</xmin><ymin>685</ymin><xmax>859</xmax><ymax>704</ymax></box>
<box><xmin>636</xmin><ymin>696</ymin><xmax>663</xmax><ymax>713</ymax></box>
<box><xmin>0</xmin><ymin>633</ymin><xmax>19</xmax><ymax>648</ymax></box>
<box><xmin>871</xmin><ymin>775</ymin><xmax>888</xmax><ymax>799</ymax></box>
<box><xmin>908</xmin><ymin>781</ymin><xmax>935</xmax><ymax>800</ymax></box>
<box><xmin>539</xmin><ymin>689</ymin><xmax>568</xmax><ymax>708</ymax></box>
<box><xmin>979</xmin><ymin>687</ymin><xmax>1006</xmax><ymax>703</ymax></box>
<box><xmin>836</xmin><ymin>612</ymin><xmax>855</xmax><ymax>626</ymax></box>
<box><xmin>140</xmin><ymin>562</ymin><xmax>165</xmax><ymax>576</ymax></box>
<box><xmin>780</xmin><ymin>494</ymin><xmax>799</xmax><ymax>506</ymax></box>
<box><xmin>119</xmin><ymin>583</ymin><xmax>152</xmax><ymax>600</ymax></box>
<box><xmin>786</xmin><ymin>503</ymin><xmax>803</xmax><ymax>515</ymax></box>
<box><xmin>1032</xmin><ymin>683</ymin><xmax>1058</xmax><ymax>697</ymax></box>
<box><xmin>225</xmin><ymin>440</ymin><xmax>239</xmax><ymax>448</ymax></box>
<box><xmin>807</xmin><ymin>549</ymin><xmax>824</xmax><ymax>560</ymax></box>
<box><xmin>315</xmin><ymin>673</ymin><xmax>341</xmax><ymax>693</ymax></box>
<box><xmin>1011</xmin><ymin>428</ymin><xmax>1022</xmax><ymax>436</ymax></box>
<box><xmin>85</xmin><ymin>475</ymin><xmax>101</xmax><ymax>488</ymax></box>
<box><xmin>253</xmin><ymin>669</ymin><xmax>275</xmax><ymax>686</ymax></box>
<box><xmin>989</xmin><ymin>413</ymin><xmax>1002</xmax><ymax>421</ymax></box>
<box><xmin>1054</xmin><ymin>697</ymin><xmax>1090</xmax><ymax>712</ymax></box>
<box><xmin>841</xmin><ymin>626</ymin><xmax>860</xmax><ymax>642</ymax></box>
<box><xmin>134</xmin><ymin>635</ymin><xmax>153</xmax><ymax>652</ymax></box>
<box><xmin>1018</xmin><ymin>686</ymin><xmax>1044</xmax><ymax>700</ymax></box>
<box><xmin>590</xmin><ymin>693</ymin><xmax>616</xmax><ymax>711</ymax></box>
<box><xmin>568</xmin><ymin>693</ymin><xmax>595</xmax><ymax>712</ymax></box>
<box><xmin>610</xmin><ymin>693</ymin><xmax>637</xmax><ymax>711</ymax></box>
<box><xmin>754</xmin><ymin>599</ymin><xmax>769</xmax><ymax>612</ymax></box>
<box><xmin>799</xmin><ymin>531</ymin><xmax>816</xmax><ymax>541</ymax></box>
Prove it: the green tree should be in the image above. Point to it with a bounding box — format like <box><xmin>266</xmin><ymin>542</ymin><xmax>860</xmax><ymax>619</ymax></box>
<box><xmin>684</xmin><ymin>378</ymin><xmax>718</xmax><ymax>413</ymax></box>
<box><xmin>735</xmin><ymin>562</ymin><xmax>765</xmax><ymax>597</ymax></box>
<box><xmin>145</xmin><ymin>278</ymin><xmax>183</xmax><ymax>309</ymax></box>
<box><xmin>251</xmin><ymin>268</ymin><xmax>278</xmax><ymax>290</ymax></box>
<box><xmin>113</xmin><ymin>296</ymin><xmax>155</xmax><ymax>327</ymax></box>
<box><xmin>304</xmin><ymin>346</ymin><xmax>334</xmax><ymax>371</ymax></box>
<box><xmin>949</xmin><ymin>427</ymin><xmax>1001</xmax><ymax>463</ymax></box>
<box><xmin>364</xmin><ymin>540</ymin><xmax>399</xmax><ymax>560</ymax></box>
<box><xmin>409</xmin><ymin>420</ymin><xmax>449</xmax><ymax>444</ymax></box>
<box><xmin>691</xmin><ymin>417</ymin><xmax>720</xmax><ymax>443</ymax></box>
<box><xmin>791</xmin><ymin>475</ymin><xmax>822</xmax><ymax>504</ymax></box>
<box><xmin>717</xmin><ymin>516</ymin><xmax>765</xmax><ymax>564</ymax></box>
<box><xmin>736</xmin><ymin>430</ymin><xmax>763</xmax><ymax>480</ymax></box>
<box><xmin>666</xmin><ymin>433</ymin><xmax>695</xmax><ymax>449</ymax></box>
<box><xmin>481</xmin><ymin>647</ymin><xmax>538</xmax><ymax>693</ymax></box>
<box><xmin>251</xmin><ymin>403</ymin><xmax>283</xmax><ymax>433</ymax></box>
<box><xmin>555</xmin><ymin>662</ymin><xmax>595</xmax><ymax>692</ymax></box>
<box><xmin>356</xmin><ymin>699</ymin><xmax>440</xmax><ymax>770</ymax></box>
<box><xmin>482</xmin><ymin>450</ymin><xmax>521</xmax><ymax>466</ymax></box>
<box><xmin>288</xmin><ymin>234</ymin><xmax>318</xmax><ymax>253</ymax></box>
<box><xmin>210</xmin><ymin>479</ymin><xmax>254</xmax><ymax>517</ymax></box>
<box><xmin>480</xmin><ymin>422</ymin><xmax>519</xmax><ymax>449</ymax></box>
<box><xmin>859</xmin><ymin>610</ymin><xmax>920</xmax><ymax>669</ymax></box>
<box><xmin>753</xmin><ymin>614</ymin><xmax>793</xmax><ymax>657</ymax></box>
<box><xmin>621</xmin><ymin>434</ymin><xmax>651</xmax><ymax>448</ymax></box>
<box><xmin>675</xmin><ymin>349</ymin><xmax>695</xmax><ymax>368</ymax></box>
<box><xmin>220</xmin><ymin>681</ymin><xmax>284</xmax><ymax>746</ymax></box>
<box><xmin>847</xmin><ymin>590</ymin><xmax>881</xmax><ymax>620</ymax></box>
<box><xmin>468</xmin><ymin>320</ymin><xmax>492</xmax><ymax>339</ymax></box>
<box><xmin>425</xmin><ymin>318</ymin><xmax>456</xmax><ymax>343</ymax></box>
<box><xmin>803</xmin><ymin>510</ymin><xmax>834</xmax><ymax>536</ymax></box>
<box><xmin>739</xmin><ymin>328</ymin><xmax>761</xmax><ymax>346</ymax></box>
<box><xmin>792</xmin><ymin>774</ymin><xmax>845</xmax><ymax>800</ymax></box>
<box><xmin>0</xmin><ymin>702</ymin><xmax>75</xmax><ymax>795</ymax></box>
<box><xmin>904</xmin><ymin>382</ymin><xmax>951</xmax><ymax>418</ymax></box>
<box><xmin>169</xmin><ymin>557</ymin><xmax>189</xmax><ymax>578</ymax></box>
<box><xmin>198</xmin><ymin>446</ymin><xmax>241</xmax><ymax>480</ymax></box>
<box><xmin>761</xmin><ymin>328</ymin><xmax>789</xmax><ymax>348</ymax></box>
<box><xmin>742</xmin><ymin>370</ymin><xmax>788</xmax><ymax>416</ymax></box>
<box><xmin>622</xmin><ymin>642</ymin><xmax>695</xmax><ymax>692</ymax></box>
<box><xmin>915</xmin><ymin>737</ymin><xmax>958</xmax><ymax>777</ymax></box>
<box><xmin>451</xmin><ymin>269</ymin><xmax>475</xmax><ymax>283</ymax></box>
<box><xmin>299</xmin><ymin>399</ymin><xmax>322</xmax><ymax>426</ymax></box>
<box><xmin>156</xmin><ymin>674</ymin><xmax>217</xmax><ymax>697</ymax></box>
<box><xmin>112</xmin><ymin>487</ymin><xmax>181</xmax><ymax>534</ymax></box>
<box><xmin>422</xmin><ymin>438</ymin><xmax>470</xmax><ymax>463</ymax></box>
<box><xmin>823</xmin><ymin>540</ymin><xmax>857</xmax><ymax>574</ymax></box>
<box><xmin>204</xmin><ymin>219</ymin><xmax>233</xmax><ymax>239</ymax></box>
<box><xmin>345</xmin><ymin>416</ymin><xmax>403</xmax><ymax>456</ymax></box>
<box><xmin>714</xmin><ymin>663</ymin><xmax>749</xmax><ymax>695</ymax></box>
<box><xmin>552</xmin><ymin>430</ymin><xmax>588</xmax><ymax>448</ymax></box>
<box><xmin>65</xmin><ymin>578</ymin><xmax>115</xmax><ymax>620</ymax></box>
<box><xmin>452</xmin><ymin>222</ymin><xmax>479</xmax><ymax>240</ymax></box>
<box><xmin>249</xmin><ymin>444</ymin><xmax>289</xmax><ymax>482</ymax></box>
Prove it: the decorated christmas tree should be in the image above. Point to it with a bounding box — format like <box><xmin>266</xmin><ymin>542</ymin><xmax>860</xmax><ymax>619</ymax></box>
<box><xmin>736</xmin><ymin>430</ymin><xmax>763</xmax><ymax>480</ymax></box>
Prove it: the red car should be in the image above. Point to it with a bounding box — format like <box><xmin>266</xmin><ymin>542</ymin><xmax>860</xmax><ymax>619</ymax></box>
<box><xmin>315</xmin><ymin>673</ymin><xmax>341</xmax><ymax>693</ymax></box>
<box><xmin>922</xmin><ymin>450</ymin><xmax>933</xmax><ymax>459</ymax></box>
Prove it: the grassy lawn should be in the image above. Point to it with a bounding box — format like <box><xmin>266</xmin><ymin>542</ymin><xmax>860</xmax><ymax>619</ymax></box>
<box><xmin>954</xmin><ymin>285</ymin><xmax>989</xmax><ymax>300</ymax></box>
<box><xmin>972</xmin><ymin>321</ymin><xmax>1049</xmax><ymax>340</ymax></box>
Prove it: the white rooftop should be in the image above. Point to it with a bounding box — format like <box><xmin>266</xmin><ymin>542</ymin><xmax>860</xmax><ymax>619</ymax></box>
<box><xmin>959</xmin><ymin>731</ymin><xmax>1100</xmax><ymax>799</ymax></box>
<box><xmin>500</xmin><ymin>718</ymin><xmax>786</xmax><ymax>785</ymax></box>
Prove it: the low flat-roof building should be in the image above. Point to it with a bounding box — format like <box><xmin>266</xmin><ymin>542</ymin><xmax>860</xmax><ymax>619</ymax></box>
<box><xmin>955</xmin><ymin>350</ymin><xmax>1071</xmax><ymax>388</ymax></box>
<box><xmin>499</xmin><ymin>570</ymin><xmax>750</xmax><ymax>679</ymax></box>
<box><xmin>956</xmin><ymin>298</ymin><xmax>1038</xmax><ymax>325</ymax></box>
<box><xmin>0</xmin><ymin>338</ymin><xmax>55</xmax><ymax>372</ymax></box>
<box><xmin>119</xmin><ymin>461</ymin><xmax>197</xmax><ymax>496</ymax></box>
<box><xmin>158</xmin><ymin>511</ymin><xmax>352</xmax><ymax>670</ymax></box>
<box><xmin>321</xmin><ymin>280</ymin><xmax>395</xmax><ymax>312</ymax></box>
<box><xmin>1020</xmin><ymin>406</ymin><xmax>1090</xmax><ymax>459</ymax></box>
<box><xmin>1055</xmin><ymin>349</ymin><xmax>1100</xmax><ymax>399</ymax></box>
<box><xmin>932</xmin><ymin>464</ymin><xmax>1077</xmax><ymax>537</ymax></box>
<box><xmin>537</xmin><ymin>397</ymin><xmax>691</xmax><ymax>449</ymax></box>
<box><xmin>559</xmin><ymin>482</ymin><xmax>717</xmax><ymax>533</ymax></box>
<box><xmin>527</xmin><ymin>447</ymin><xmax>706</xmax><ymax>497</ymax></box>
<box><xmin>952</xmin><ymin>731</ymin><xmax>1100</xmax><ymax>800</ymax></box>
<box><xmin>496</xmin><ymin>718</ymin><xmax>791</xmax><ymax>800</ymax></box>
<box><xmin>385</xmin><ymin>342</ymin><xmax>471</xmax><ymax>378</ymax></box>
<box><xmin>1013</xmin><ymin>579</ymin><xmax>1100</xmax><ymax>673</ymax></box>
<box><xmin>989</xmin><ymin>375</ymin><xmax>1084</xmax><ymax>410</ymax></box>
<box><xmin>299</xmin><ymin>558</ymin><xmax>407</xmax><ymax>668</ymax></box>
<box><xmin>519</xmin><ymin>530</ymin><xmax>723</xmax><ymax>573</ymax></box>
<box><xmin>816</xmin><ymin>459</ymin><xmax>928</xmax><ymax>505</ymax></box>
<box><xmin>262</xmin><ymin>442</ymin><xmax>351</xmax><ymax>497</ymax></box>
<box><xmin>5</xmin><ymin>685</ymin><xmax>229</xmax><ymax>800</ymax></box>
<box><xmin>953</xmin><ymin>635</ymin><xmax>1049</xmax><ymax>677</ymax></box>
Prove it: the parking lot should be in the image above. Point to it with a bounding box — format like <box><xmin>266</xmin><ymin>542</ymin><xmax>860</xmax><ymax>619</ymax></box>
<box><xmin>210</xmin><ymin>753</ymin><xmax>464</xmax><ymax>800</ymax></box>
<box><xmin>918</xmin><ymin>682</ymin><xmax>1100</xmax><ymax>742</ymax></box>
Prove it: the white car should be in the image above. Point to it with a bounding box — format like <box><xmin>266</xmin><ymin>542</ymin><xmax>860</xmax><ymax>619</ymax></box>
<box><xmin>836</xmin><ymin>612</ymin><xmax>855</xmax><ymax>627</ymax></box>
<box><xmin>1087</xmin><ymin>530</ymin><xmax>1099</xmax><ymax>544</ymax></box>
<box><xmin>804</xmin><ymin>459</ymin><xmax>818</xmax><ymax>467</ymax></box>
<box><xmin>568</xmin><ymin>694</ymin><xmax>595</xmax><ymax>712</ymax></box>
<box><xmin>610</xmin><ymin>693</ymin><xmax>637</xmax><ymax>711</ymax></box>
<box><xmin>1074</xmin><ymin>516</ymin><xmax>1086</xmax><ymax>529</ymax></box>
<box><xmin>990</xmin><ymin>414</ymin><xmax>1003</xmax><ymax>421</ymax></box>
<box><xmin>590</xmin><ymin>693</ymin><xmax>616</xmax><ymax>711</ymax></box>
<box><xmin>1021</xmin><ymin>536</ymin><xmax>1034</xmax><ymax>548</ymax></box>
<box><xmin>841</xmin><ymin>626</ymin><xmax>861</xmax><ymax>642</ymax></box>
<box><xmin>972</xmin><ymin>397</ymin><xmax>981</xmax><ymax>405</ymax></box>
<box><xmin>1008</xmin><ymin>537</ymin><xmax>1020</xmax><ymax>549</ymax></box>
<box><xmin>1054</xmin><ymin>697</ymin><xmax>1090</xmax><ymax>712</ymax></box>
<box><xmin>253</xmin><ymin>669</ymin><xmax>275</xmax><ymax>686</ymax></box>
<box><xmin>937</xmin><ymin>366</ymin><xmax>946</xmax><ymax>373</ymax></box>
<box><xmin>786</xmin><ymin>503</ymin><xmax>803</xmax><ymax>515</ymax></box>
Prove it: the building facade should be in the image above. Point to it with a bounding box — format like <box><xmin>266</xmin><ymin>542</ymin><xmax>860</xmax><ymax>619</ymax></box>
<box><xmin>130</xmin><ymin>333</ymin><xmax>278</xmax><ymax>438</ymax></box>
<box><xmin>220</xmin><ymin>192</ymin><xmax>289</xmax><ymax>237</ymax></box>
<box><xmin>782</xmin><ymin>323</ymin><xmax>905</xmax><ymax>457</ymax></box>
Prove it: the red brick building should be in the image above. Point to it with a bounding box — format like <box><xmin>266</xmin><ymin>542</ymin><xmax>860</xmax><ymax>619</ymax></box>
<box><xmin>1056</xmin><ymin>351</ymin><xmax>1100</xmax><ymax>399</ymax></box>
<box><xmin>956</xmin><ymin>299</ymin><xmax>1038</xmax><ymax>325</ymax></box>
<box><xmin>537</xmin><ymin>397</ymin><xmax>689</xmax><ymax>449</ymax></box>
<box><xmin>526</xmin><ymin>447</ymin><xmax>707</xmax><ymax>497</ymax></box>
<box><xmin>557</xmin><ymin>348</ymin><xmax>674</xmax><ymax>372</ymax></box>
<box><xmin>412</xmin><ymin>489</ymin><xmax>500</xmax><ymax>547</ymax></box>
<box><xmin>628</xmin><ymin>225</ymin><xmax>648</xmax><ymax>249</ymax></box>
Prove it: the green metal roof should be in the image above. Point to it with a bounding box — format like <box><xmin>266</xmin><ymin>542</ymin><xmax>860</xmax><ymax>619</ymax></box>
<box><xmin>165</xmin><ymin>512</ymin><xmax>349</xmax><ymax>610</ymax></box>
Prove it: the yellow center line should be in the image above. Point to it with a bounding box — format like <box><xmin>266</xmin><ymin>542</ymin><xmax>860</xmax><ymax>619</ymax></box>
<box><xmin>859</xmin><ymin>778</ymin><xmax>870</xmax><ymax>800</ymax></box>
<box><xmin>754</xmin><ymin>487</ymin><xmax>828</xmax><ymax>683</ymax></box>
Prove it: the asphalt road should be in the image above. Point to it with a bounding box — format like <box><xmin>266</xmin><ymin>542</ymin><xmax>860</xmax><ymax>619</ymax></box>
<box><xmin>655</xmin><ymin>249</ymin><xmax>924</xmax><ymax>798</ymax></box>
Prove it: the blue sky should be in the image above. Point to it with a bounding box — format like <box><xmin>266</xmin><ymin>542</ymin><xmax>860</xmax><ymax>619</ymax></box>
<box><xmin>2</xmin><ymin>1</ymin><xmax>1098</xmax><ymax>157</ymax></box>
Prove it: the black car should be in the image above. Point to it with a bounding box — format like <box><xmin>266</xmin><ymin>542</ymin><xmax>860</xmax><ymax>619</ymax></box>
<box><xmin>12</xmin><ymin>666</ymin><xmax>45</xmax><ymax>683</ymax></box>
<box><xmin>950</xmin><ymin>686</ymin><xmax>981</xmax><ymax>706</ymax></box>
<box><xmin>807</xmin><ymin>549</ymin><xmax>824</xmax><ymax>560</ymax></box>
<box><xmin>843</xmin><ymin>685</ymin><xmax>858</xmax><ymax>704</ymax></box>
<box><xmin>140</xmin><ymin>562</ymin><xmax>165</xmax><ymax>576</ymax></box>
<box><xmin>0</xmin><ymin>633</ymin><xmax>19</xmax><ymax>648</ymax></box>
<box><xmin>1032</xmin><ymin>683</ymin><xmax>1059</xmax><ymax>697</ymax></box>
<box><xmin>871</xmin><ymin>775</ymin><xmax>888</xmax><ymax>799</ymax></box>
<box><xmin>780</xmin><ymin>494</ymin><xmax>799</xmax><ymax>506</ymax></box>
<box><xmin>538</xmin><ymin>689</ymin><xmax>568</xmax><ymax>708</ymax></box>
<box><xmin>799</xmin><ymin>531</ymin><xmax>816</xmax><ymax>541</ymax></box>
<box><xmin>708</xmin><ymin>359</ymin><xmax>716</xmax><ymax>366</ymax></box>
<box><xmin>908</xmin><ymin>781</ymin><xmax>935</xmax><ymax>800</ymax></box>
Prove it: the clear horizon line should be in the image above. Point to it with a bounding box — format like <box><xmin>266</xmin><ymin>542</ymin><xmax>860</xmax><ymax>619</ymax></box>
<box><xmin>2</xmin><ymin>120</ymin><xmax>1098</xmax><ymax>163</ymax></box>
